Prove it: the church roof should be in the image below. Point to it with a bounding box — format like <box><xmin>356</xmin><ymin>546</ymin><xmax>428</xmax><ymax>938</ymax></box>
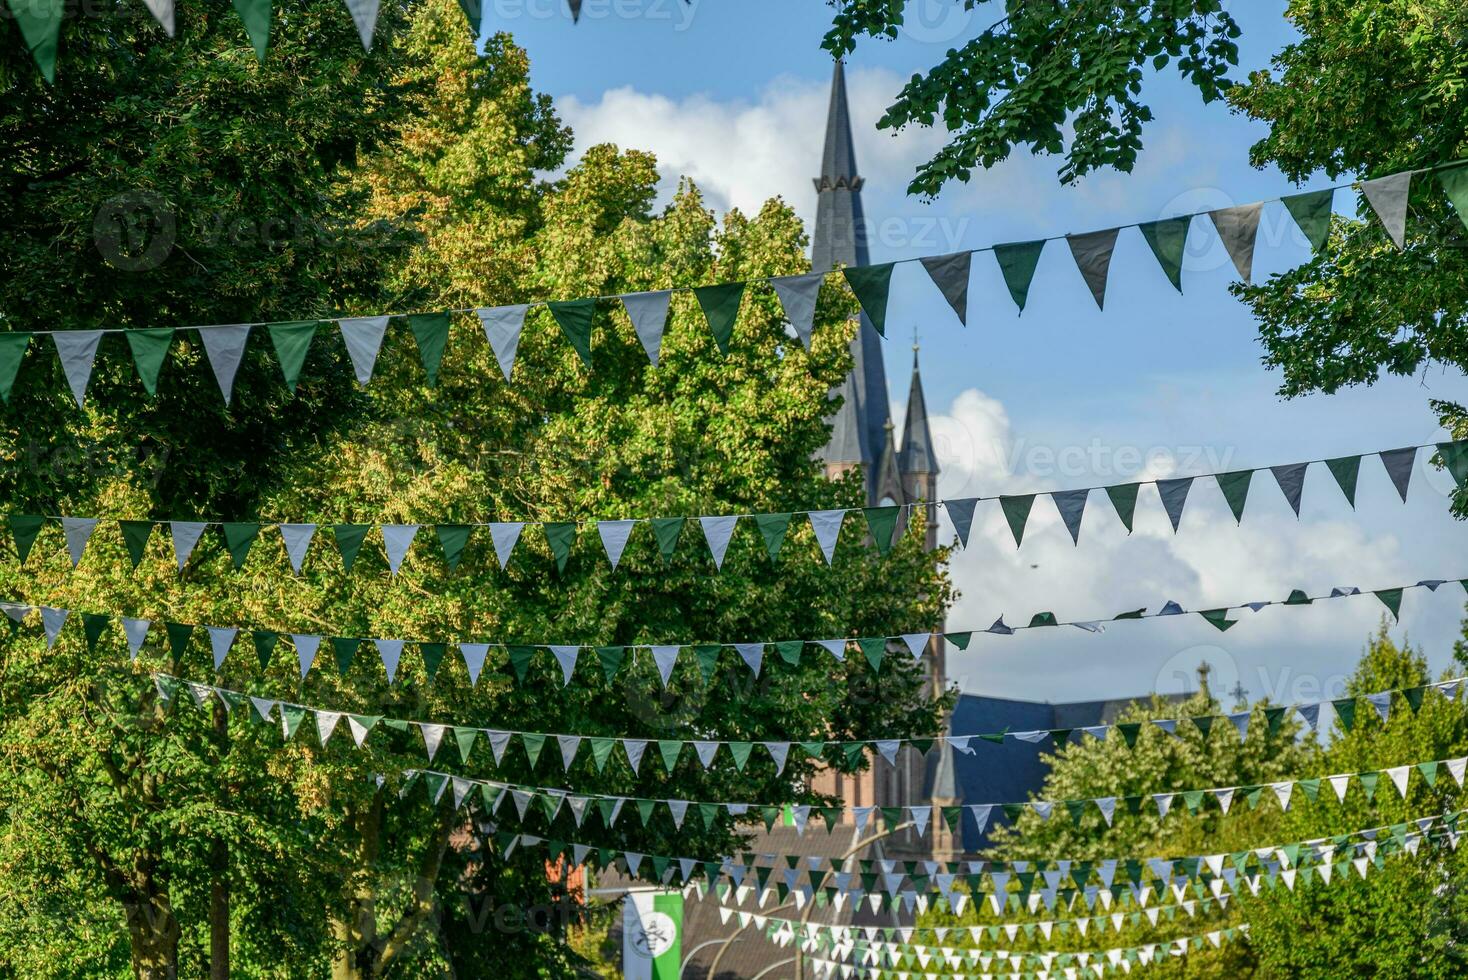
<box><xmin>899</xmin><ymin>348</ymin><xmax>939</xmax><ymax>477</ymax></box>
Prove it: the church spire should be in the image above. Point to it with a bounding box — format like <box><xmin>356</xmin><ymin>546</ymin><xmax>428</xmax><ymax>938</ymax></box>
<box><xmin>815</xmin><ymin>59</ymin><xmax>891</xmax><ymax>497</ymax></box>
<box><xmin>899</xmin><ymin>344</ymin><xmax>939</xmax><ymax>478</ymax></box>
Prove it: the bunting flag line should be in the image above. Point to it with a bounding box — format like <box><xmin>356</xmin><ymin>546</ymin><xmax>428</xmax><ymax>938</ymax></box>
<box><xmin>151</xmin><ymin>669</ymin><xmax>1465</xmax><ymax>781</ymax></box>
<box><xmin>6</xmin><ymin>0</ymin><xmax>588</xmax><ymax>79</ymax></box>
<box><xmin>3</xmin><ymin>441</ymin><xmax>1463</xmax><ymax>573</ymax></box>
<box><xmin>12</xmin><ymin>574</ymin><xmax>1465</xmax><ymax>690</ymax></box>
<box><xmin>5</xmin><ymin>162</ymin><xmax>1464</xmax><ymax>391</ymax></box>
<box><xmin>386</xmin><ymin>740</ymin><xmax>1466</xmax><ymax>841</ymax></box>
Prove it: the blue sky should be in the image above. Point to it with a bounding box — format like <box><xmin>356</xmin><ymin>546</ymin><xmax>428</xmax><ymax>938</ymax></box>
<box><xmin>495</xmin><ymin>1</ymin><xmax>1468</xmax><ymax>702</ymax></box>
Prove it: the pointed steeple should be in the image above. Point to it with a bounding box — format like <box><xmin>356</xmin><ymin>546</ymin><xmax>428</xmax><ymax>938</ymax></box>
<box><xmin>899</xmin><ymin>345</ymin><xmax>939</xmax><ymax>478</ymax></box>
<box><xmin>873</xmin><ymin>419</ymin><xmax>905</xmax><ymax>507</ymax></box>
<box><xmin>815</xmin><ymin>59</ymin><xmax>891</xmax><ymax>498</ymax></box>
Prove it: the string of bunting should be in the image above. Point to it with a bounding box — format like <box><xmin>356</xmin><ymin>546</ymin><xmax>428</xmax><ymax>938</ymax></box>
<box><xmin>398</xmin><ymin>745</ymin><xmax>1467</xmax><ymax>842</ymax></box>
<box><xmin>797</xmin><ymin>926</ymin><xmax>1250</xmax><ymax>979</ymax></box>
<box><xmin>5</xmin><ymin>441</ymin><xmax>1464</xmax><ymax>573</ymax></box>
<box><xmin>152</xmin><ymin>669</ymin><xmax>1464</xmax><ymax>782</ymax></box>
<box><xmin>5</xmin><ymin>163</ymin><xmax>1466</xmax><ymax>403</ymax></box>
<box><xmin>426</xmin><ymin>808</ymin><xmax>1463</xmax><ymax>912</ymax></box>
<box><xmin>4</xmin><ymin>0</ymin><xmax>585</xmax><ymax>81</ymax></box>
<box><xmin>13</xmin><ymin>572</ymin><xmax>1465</xmax><ymax>689</ymax></box>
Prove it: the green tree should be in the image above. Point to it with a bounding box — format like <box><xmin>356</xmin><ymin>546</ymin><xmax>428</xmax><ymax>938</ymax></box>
<box><xmin>822</xmin><ymin>0</ymin><xmax>1242</xmax><ymax>194</ymax></box>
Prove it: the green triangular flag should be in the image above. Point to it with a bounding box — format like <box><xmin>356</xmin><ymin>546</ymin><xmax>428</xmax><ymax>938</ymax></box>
<box><xmin>119</xmin><ymin>520</ymin><xmax>153</xmax><ymax>568</ymax></box>
<box><xmin>857</xmin><ymin>637</ymin><xmax>886</xmax><ymax>673</ymax></box>
<box><xmin>507</xmin><ymin>645</ymin><xmax>535</xmax><ymax>682</ymax></box>
<box><xmin>1200</xmin><ymin>609</ymin><xmax>1236</xmax><ymax>632</ymax></box>
<box><xmin>657</xmin><ymin>739</ymin><xmax>682</xmax><ymax>772</ymax></box>
<box><xmin>435</xmin><ymin>525</ymin><xmax>472</xmax><ymax>570</ymax></box>
<box><xmin>548</xmin><ymin>299</ymin><xmax>596</xmax><ymax>368</ymax></box>
<box><xmin>333</xmin><ymin>524</ymin><xmax>369</xmax><ymax>571</ymax></box>
<box><xmin>650</xmin><ymin>517</ymin><xmax>684</xmax><ymax>561</ymax></box>
<box><xmin>1028</xmin><ymin>612</ymin><xmax>1058</xmax><ymax>628</ymax></box>
<box><xmin>8</xmin><ymin>515</ymin><xmax>45</xmax><ymax>563</ymax></box>
<box><xmin>1325</xmin><ymin>456</ymin><xmax>1361</xmax><ymax>507</ymax></box>
<box><xmin>1138</xmin><ymin>216</ymin><xmax>1190</xmax><ymax>291</ymax></box>
<box><xmin>421</xmin><ymin>642</ymin><xmax>447</xmax><ymax>681</ymax></box>
<box><xmin>407</xmin><ymin>313</ymin><xmax>450</xmax><ymax>387</ymax></box>
<box><xmin>1282</xmin><ymin>188</ymin><xmax>1335</xmax><ymax>253</ymax></box>
<box><xmin>543</xmin><ymin>522</ymin><xmax>576</xmax><ymax>573</ymax></box>
<box><xmin>776</xmin><ymin>640</ymin><xmax>803</xmax><ymax>666</ymax></box>
<box><xmin>1284</xmin><ymin>589</ymin><xmax>1312</xmax><ymax>605</ymax></box>
<box><xmin>266</xmin><ymin>321</ymin><xmax>318</xmax><ymax>392</ymax></box>
<box><xmin>1105</xmin><ymin>483</ymin><xmax>1139</xmax><ymax>533</ymax></box>
<box><xmin>754</xmin><ymin>513</ymin><xmax>791</xmax><ymax>561</ymax></box>
<box><xmin>842</xmin><ymin>264</ymin><xmax>894</xmax><ymax>337</ymax></box>
<box><xmin>0</xmin><ymin>334</ymin><xmax>32</xmax><ymax>402</ymax></box>
<box><xmin>1358</xmin><ymin>770</ymin><xmax>1378</xmax><ymax>801</ymax></box>
<box><xmin>457</xmin><ymin>0</ymin><xmax>481</xmax><ymax>33</ymax></box>
<box><xmin>595</xmin><ymin>646</ymin><xmax>625</xmax><ymax>683</ymax></box>
<box><xmin>728</xmin><ymin>741</ymin><xmax>753</xmax><ymax>771</ymax></box>
<box><xmin>1332</xmin><ymin>698</ymin><xmax>1356</xmax><ymax>731</ymax></box>
<box><xmin>82</xmin><ymin>614</ymin><xmax>109</xmax><ymax>653</ymax></box>
<box><xmin>1419</xmin><ymin>760</ymin><xmax>1440</xmax><ymax>787</ymax></box>
<box><xmin>124</xmin><ymin>329</ymin><xmax>172</xmax><ymax>396</ymax></box>
<box><xmin>1374</xmin><ymin>588</ymin><xmax>1404</xmax><ymax>621</ymax></box>
<box><xmin>1438</xmin><ymin>441</ymin><xmax>1468</xmax><ymax>487</ymax></box>
<box><xmin>1215</xmin><ymin>470</ymin><xmax>1253</xmax><ymax>523</ymax></box>
<box><xmin>993</xmin><ymin>241</ymin><xmax>1046</xmax><ymax>312</ymax></box>
<box><xmin>231</xmin><ymin>0</ymin><xmax>272</xmax><ymax>61</ymax></box>
<box><xmin>1264</xmin><ymin>706</ymin><xmax>1287</xmax><ymax>736</ymax></box>
<box><xmin>521</xmin><ymin>733</ymin><xmax>546</xmax><ymax>767</ymax></box>
<box><xmin>1000</xmin><ymin>495</ymin><xmax>1034</xmax><ymax>547</ymax></box>
<box><xmin>1116</xmin><ymin>723</ymin><xmax>1142</xmax><ymax>749</ymax></box>
<box><xmin>863</xmin><ymin>506</ymin><xmax>900</xmax><ymax>555</ymax></box>
<box><xmin>165</xmin><ymin>622</ymin><xmax>194</xmax><ymax>661</ymax></box>
<box><xmin>252</xmin><ymin>631</ymin><xmax>278</xmax><ymax>670</ymax></box>
<box><xmin>693</xmin><ymin>282</ymin><xmax>745</xmax><ymax>353</ymax></box>
<box><xmin>692</xmin><ymin>644</ymin><xmax>721</xmax><ymax>683</ymax></box>
<box><xmin>5</xmin><ymin>0</ymin><xmax>62</xmax><ymax>81</ymax></box>
<box><xmin>1403</xmin><ymin>686</ymin><xmax>1425</xmax><ymax>713</ymax></box>
<box><xmin>222</xmin><ymin>523</ymin><xmax>260</xmax><ymax>569</ymax></box>
<box><xmin>331</xmin><ymin>637</ymin><xmax>360</xmax><ymax>675</ymax></box>
<box><xmin>589</xmin><ymin>737</ymin><xmax>615</xmax><ymax>772</ymax></box>
<box><xmin>1192</xmin><ymin>715</ymin><xmax>1214</xmax><ymax>737</ymax></box>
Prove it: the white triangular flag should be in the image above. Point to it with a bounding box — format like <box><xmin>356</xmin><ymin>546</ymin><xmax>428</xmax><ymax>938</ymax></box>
<box><xmin>196</xmin><ymin>324</ymin><xmax>252</xmax><ymax>404</ymax></box>
<box><xmin>1272</xmin><ymin>781</ymin><xmax>1294</xmax><ymax>811</ymax></box>
<box><xmin>459</xmin><ymin>643</ymin><xmax>489</xmax><ymax>686</ymax></box>
<box><xmin>279</xmin><ymin>524</ymin><xmax>316</xmax><ymax>574</ymax></box>
<box><xmin>808</xmin><ymin>510</ymin><xmax>845</xmax><ymax>564</ymax></box>
<box><xmin>597</xmin><ymin>520</ymin><xmax>636</xmax><ymax>570</ymax></box>
<box><xmin>376</xmin><ymin>639</ymin><xmax>404</xmax><ymax>683</ymax></box>
<box><xmin>316</xmin><ymin>710</ymin><xmax>341</xmax><ymax>745</ymax></box>
<box><xmin>381</xmin><ymin>524</ymin><xmax>419</xmax><ymax>575</ymax></box>
<box><xmin>338</xmin><ymin>316</ymin><xmax>390</xmax><ymax>385</ymax></box>
<box><xmin>770</xmin><ymin>273</ymin><xmax>823</xmax><ymax>349</ymax></box>
<box><xmin>900</xmin><ymin>633</ymin><xmax>930</xmax><ymax>659</ymax></box>
<box><xmin>650</xmin><ymin>645</ymin><xmax>680</xmax><ymax>686</ymax></box>
<box><xmin>341</xmin><ymin>0</ymin><xmax>380</xmax><ymax>49</ymax></box>
<box><xmin>421</xmin><ymin>724</ymin><xmax>446</xmax><ymax>762</ymax></box>
<box><xmin>1329</xmin><ymin>774</ymin><xmax>1352</xmax><ymax>802</ymax></box>
<box><xmin>489</xmin><ymin>523</ymin><xmax>524</xmax><ymax>568</ymax></box>
<box><xmin>207</xmin><ymin>626</ymin><xmax>237</xmax><ymax>670</ymax></box>
<box><xmin>142</xmin><ymin>0</ymin><xmax>175</xmax><ymax>35</ymax></box>
<box><xmin>623</xmin><ymin>740</ymin><xmax>646</xmax><ymax>774</ymax></box>
<box><xmin>764</xmin><ymin>741</ymin><xmax>790</xmax><ymax>775</ymax></box>
<box><xmin>292</xmin><ymin>634</ymin><xmax>322</xmax><ymax>679</ymax></box>
<box><xmin>122</xmin><ymin>618</ymin><xmax>151</xmax><ymax>659</ymax></box>
<box><xmin>693</xmin><ymin>741</ymin><xmax>719</xmax><ymax>768</ymax></box>
<box><xmin>558</xmin><ymin>734</ymin><xmax>581</xmax><ymax>770</ymax></box>
<box><xmin>734</xmin><ymin>643</ymin><xmax>763</xmax><ymax>677</ymax></box>
<box><xmin>549</xmin><ymin>645</ymin><xmax>580</xmax><ymax>685</ymax></box>
<box><xmin>52</xmin><ymin>331</ymin><xmax>104</xmax><ymax>407</ymax></box>
<box><xmin>621</xmin><ymin>290</ymin><xmax>672</xmax><ymax>364</ymax></box>
<box><xmin>170</xmin><ymin>521</ymin><xmax>208</xmax><ymax>570</ymax></box>
<box><xmin>61</xmin><ymin>517</ymin><xmax>98</xmax><ymax>567</ymax></box>
<box><xmin>250</xmin><ymin>697</ymin><xmax>276</xmax><ymax>723</ymax></box>
<box><xmin>347</xmin><ymin>715</ymin><xmax>375</xmax><ymax>747</ymax></box>
<box><xmin>1386</xmin><ymin>765</ymin><xmax>1411</xmax><ymax>798</ymax></box>
<box><xmin>1359</xmin><ymin>171</ymin><xmax>1412</xmax><ymax>249</ymax></box>
<box><xmin>815</xmin><ymin>638</ymin><xmax>846</xmax><ymax>661</ymax></box>
<box><xmin>41</xmin><ymin>607</ymin><xmax>69</xmax><ymax>648</ymax></box>
<box><xmin>476</xmin><ymin>305</ymin><xmax>528</xmax><ymax>381</ymax></box>
<box><xmin>699</xmin><ymin>515</ymin><xmax>739</xmax><ymax>570</ymax></box>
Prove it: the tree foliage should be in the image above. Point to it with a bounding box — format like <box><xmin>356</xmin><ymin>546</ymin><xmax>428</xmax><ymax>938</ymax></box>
<box><xmin>822</xmin><ymin>0</ymin><xmax>1241</xmax><ymax>194</ymax></box>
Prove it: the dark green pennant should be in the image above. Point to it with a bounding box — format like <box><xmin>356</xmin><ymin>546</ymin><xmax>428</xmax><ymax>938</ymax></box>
<box><xmin>266</xmin><ymin>320</ymin><xmax>319</xmax><ymax>393</ymax></box>
<box><xmin>165</xmin><ymin>622</ymin><xmax>194</xmax><ymax>662</ymax></box>
<box><xmin>692</xmin><ymin>644</ymin><xmax>721</xmax><ymax>683</ymax></box>
<box><xmin>435</xmin><ymin>524</ymin><xmax>472</xmax><ymax>570</ymax></box>
<box><xmin>1191</xmin><ymin>715</ymin><xmax>1214</xmax><ymax>738</ymax></box>
<box><xmin>1284</xmin><ymin>589</ymin><xmax>1313</xmax><ymax>605</ymax></box>
<box><xmin>1138</xmin><ymin>216</ymin><xmax>1191</xmax><ymax>291</ymax></box>
<box><xmin>993</xmin><ymin>241</ymin><xmax>1046</xmax><ymax>312</ymax></box>
<box><xmin>1105</xmin><ymin>483</ymin><xmax>1139</xmax><ymax>533</ymax></box>
<box><xmin>420</xmin><ymin>642</ymin><xmax>447</xmax><ymax>681</ymax></box>
<box><xmin>1374</xmin><ymin>588</ymin><xmax>1404</xmax><ymax>621</ymax></box>
<box><xmin>407</xmin><ymin>313</ymin><xmax>450</xmax><ymax>387</ymax></box>
<box><xmin>657</xmin><ymin>740</ymin><xmax>683</xmax><ymax>772</ymax></box>
<box><xmin>333</xmin><ymin>524</ymin><xmax>369</xmax><ymax>571</ymax></box>
<box><xmin>858</xmin><ymin>636</ymin><xmax>886</xmax><ymax>673</ymax></box>
<box><xmin>543</xmin><ymin>522</ymin><xmax>576</xmax><ymax>573</ymax></box>
<box><xmin>863</xmin><ymin>505</ymin><xmax>900</xmax><ymax>555</ymax></box>
<box><xmin>1332</xmin><ymin>698</ymin><xmax>1356</xmax><ymax>731</ymax></box>
<box><xmin>999</xmin><ymin>495</ymin><xmax>1034</xmax><ymax>547</ymax></box>
<box><xmin>1282</xmin><ymin>188</ymin><xmax>1335</xmax><ymax>254</ymax></box>
<box><xmin>119</xmin><ymin>520</ymin><xmax>154</xmax><ymax>567</ymax></box>
<box><xmin>1199</xmin><ymin>609</ymin><xmax>1236</xmax><ymax>632</ymax></box>
<box><xmin>331</xmin><ymin>637</ymin><xmax>360</xmax><ymax>675</ymax></box>
<box><xmin>0</xmin><ymin>334</ymin><xmax>31</xmax><ymax>403</ymax></box>
<box><xmin>1437</xmin><ymin>441</ymin><xmax>1468</xmax><ymax>487</ymax></box>
<box><xmin>1325</xmin><ymin>455</ymin><xmax>1361</xmax><ymax>508</ymax></box>
<box><xmin>589</xmin><ymin>737</ymin><xmax>615</xmax><ymax>772</ymax></box>
<box><xmin>222</xmin><ymin>522</ymin><xmax>260</xmax><ymax>569</ymax></box>
<box><xmin>8</xmin><ymin>515</ymin><xmax>45</xmax><ymax>563</ymax></box>
<box><xmin>1403</xmin><ymin>685</ymin><xmax>1425</xmax><ymax>713</ymax></box>
<box><xmin>842</xmin><ymin>263</ymin><xmax>894</xmax><ymax>337</ymax></box>
<box><xmin>728</xmin><ymin>741</ymin><xmax>753</xmax><ymax>771</ymax></box>
<box><xmin>124</xmin><ymin>329</ymin><xmax>173</xmax><ymax>396</ymax></box>
<box><xmin>754</xmin><ymin>512</ymin><xmax>791</xmax><ymax>561</ymax></box>
<box><xmin>229</xmin><ymin>0</ymin><xmax>272</xmax><ymax>60</ymax></box>
<box><xmin>595</xmin><ymin>646</ymin><xmax>625</xmax><ymax>683</ymax></box>
<box><xmin>693</xmin><ymin>282</ymin><xmax>745</xmax><ymax>353</ymax></box>
<box><xmin>252</xmin><ymin>630</ymin><xmax>279</xmax><ymax>670</ymax></box>
<box><xmin>1215</xmin><ymin>470</ymin><xmax>1253</xmax><ymax>523</ymax></box>
<box><xmin>775</xmin><ymin>640</ymin><xmax>803</xmax><ymax>666</ymax></box>
<box><xmin>521</xmin><ymin>733</ymin><xmax>546</xmax><ymax>767</ymax></box>
<box><xmin>1116</xmin><ymin>723</ymin><xmax>1142</xmax><ymax>749</ymax></box>
<box><xmin>548</xmin><ymin>299</ymin><xmax>596</xmax><ymax>368</ymax></box>
<box><xmin>1028</xmin><ymin>612</ymin><xmax>1058</xmax><ymax>627</ymax></box>
<box><xmin>650</xmin><ymin>517</ymin><xmax>684</xmax><ymax>562</ymax></box>
<box><xmin>507</xmin><ymin>645</ymin><xmax>535</xmax><ymax>682</ymax></box>
<box><xmin>457</xmin><ymin>0</ymin><xmax>481</xmax><ymax>33</ymax></box>
<box><xmin>945</xmin><ymin>631</ymin><xmax>972</xmax><ymax>650</ymax></box>
<box><xmin>82</xmin><ymin>614</ymin><xmax>110</xmax><ymax>653</ymax></box>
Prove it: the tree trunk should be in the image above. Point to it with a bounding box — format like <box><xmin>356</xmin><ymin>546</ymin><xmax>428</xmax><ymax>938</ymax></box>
<box><xmin>125</xmin><ymin>894</ymin><xmax>180</xmax><ymax>980</ymax></box>
<box><xmin>208</xmin><ymin>702</ymin><xmax>230</xmax><ymax>979</ymax></box>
